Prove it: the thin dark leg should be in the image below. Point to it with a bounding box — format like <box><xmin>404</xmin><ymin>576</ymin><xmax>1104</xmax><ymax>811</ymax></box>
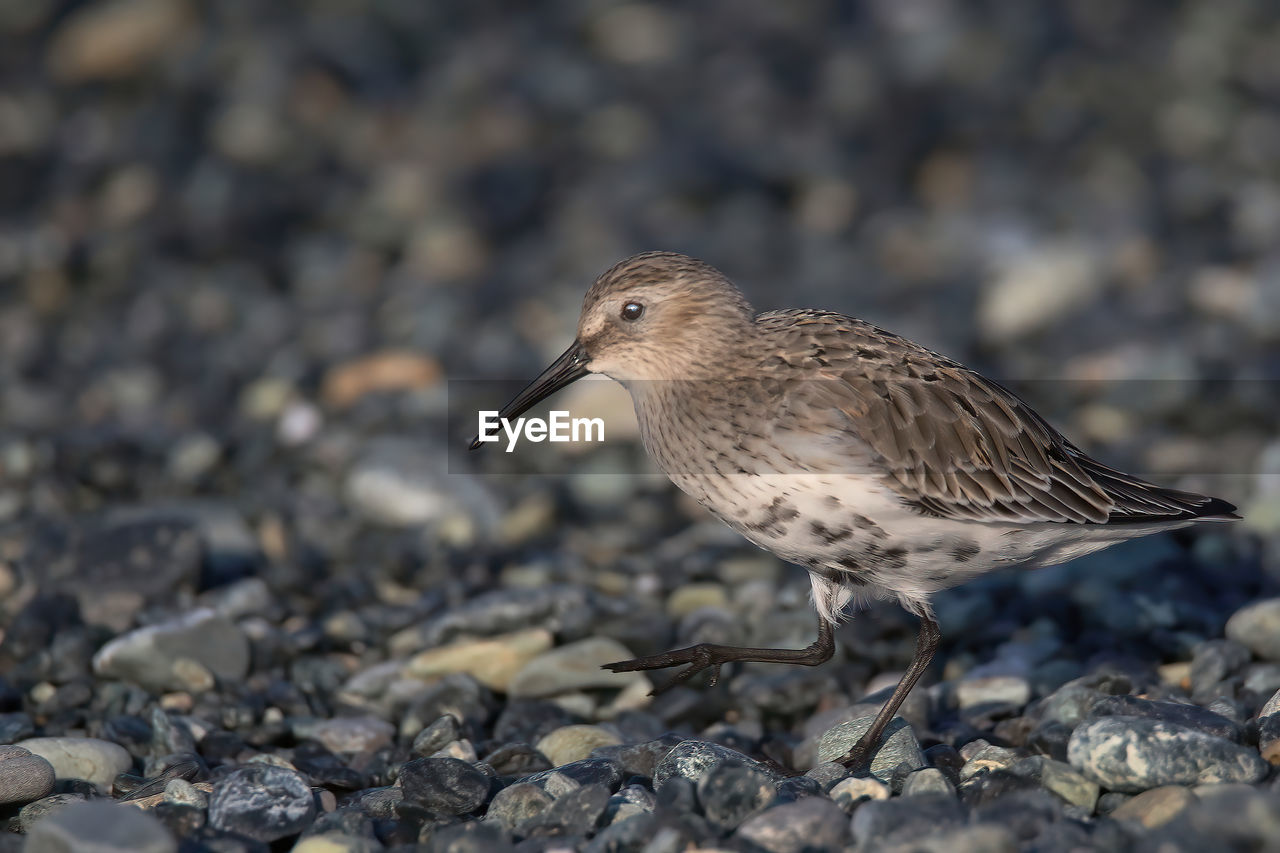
<box><xmin>838</xmin><ymin>614</ymin><xmax>940</xmax><ymax>769</ymax></box>
<box><xmin>603</xmin><ymin>617</ymin><xmax>835</xmax><ymax>695</ymax></box>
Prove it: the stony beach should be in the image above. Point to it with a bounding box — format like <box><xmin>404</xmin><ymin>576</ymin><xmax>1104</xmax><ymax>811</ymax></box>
<box><xmin>2</xmin><ymin>1</ymin><xmax>1280</xmax><ymax>851</ymax></box>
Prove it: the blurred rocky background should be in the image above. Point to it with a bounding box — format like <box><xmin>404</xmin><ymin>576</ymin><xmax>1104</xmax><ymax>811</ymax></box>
<box><xmin>1</xmin><ymin>1</ymin><xmax>1280</xmax><ymax>850</ymax></box>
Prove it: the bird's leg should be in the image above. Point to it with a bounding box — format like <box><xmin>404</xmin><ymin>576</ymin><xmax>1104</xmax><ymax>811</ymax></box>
<box><xmin>603</xmin><ymin>617</ymin><xmax>835</xmax><ymax>695</ymax></box>
<box><xmin>838</xmin><ymin>614</ymin><xmax>940</xmax><ymax>769</ymax></box>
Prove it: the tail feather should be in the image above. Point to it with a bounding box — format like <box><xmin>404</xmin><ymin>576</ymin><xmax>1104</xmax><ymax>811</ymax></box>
<box><xmin>1074</xmin><ymin>456</ymin><xmax>1240</xmax><ymax>524</ymax></box>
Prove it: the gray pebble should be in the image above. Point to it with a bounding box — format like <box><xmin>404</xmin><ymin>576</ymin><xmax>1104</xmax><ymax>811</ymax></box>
<box><xmin>24</xmin><ymin>799</ymin><xmax>176</xmax><ymax>853</ymax></box>
<box><xmin>1189</xmin><ymin>639</ymin><xmax>1252</xmax><ymax>697</ymax></box>
<box><xmin>0</xmin><ymin>712</ymin><xmax>36</xmax><ymax>744</ymax></box>
<box><xmin>400</xmin><ymin>757</ymin><xmax>490</xmax><ymax>816</ymax></box>
<box><xmin>484</xmin><ymin>782</ymin><xmax>553</xmax><ymax>833</ymax></box>
<box><xmin>1226</xmin><ymin>598</ymin><xmax>1280</xmax><ymax>661</ymax></box>
<box><xmin>1088</xmin><ymin>694</ymin><xmax>1243</xmax><ymax>741</ymax></box>
<box><xmin>652</xmin><ymin>740</ymin><xmax>779</xmax><ymax>789</ymax></box>
<box><xmin>802</xmin><ymin>761</ymin><xmax>850</xmax><ymax>791</ymax></box>
<box><xmin>735</xmin><ymin>797</ymin><xmax>849</xmax><ymax>853</ymax></box>
<box><xmin>208</xmin><ymin>764</ymin><xmax>316</xmax><ymax>842</ymax></box>
<box><xmin>815</xmin><ymin>716</ymin><xmax>926</xmax><ymax>784</ymax></box>
<box><xmin>508</xmin><ymin>635</ymin><xmax>644</xmax><ymax>698</ymax></box>
<box><xmin>852</xmin><ymin>794</ymin><xmax>968</xmax><ymax>845</ymax></box>
<box><xmin>0</xmin><ymin>745</ymin><xmax>54</xmax><ymax>805</ymax></box>
<box><xmin>518</xmin><ymin>782</ymin><xmax>610</xmax><ymax>838</ymax></box>
<box><xmin>421</xmin><ymin>820</ymin><xmax>514</xmax><ymax>853</ymax></box>
<box><xmin>91</xmin><ymin>608</ymin><xmax>250</xmax><ymax>693</ymax></box>
<box><xmin>901</xmin><ymin>767</ymin><xmax>956</xmax><ymax>798</ymax></box>
<box><xmin>163</xmin><ymin>778</ymin><xmax>207</xmax><ymax>809</ymax></box>
<box><xmin>1067</xmin><ymin>716</ymin><xmax>1267</xmax><ymax>792</ymax></box>
<box><xmin>19</xmin><ymin>793</ymin><xmax>89</xmax><ymax>833</ymax></box>
<box><xmin>696</xmin><ymin>761</ymin><xmax>777</xmax><ymax>831</ymax></box>
<box><xmin>1009</xmin><ymin>755</ymin><xmax>1099</xmax><ymax>811</ymax></box>
<box><xmin>413</xmin><ymin>715</ymin><xmax>461</xmax><ymax>757</ymax></box>
<box><xmin>517</xmin><ymin>757</ymin><xmax>624</xmax><ymax>798</ymax></box>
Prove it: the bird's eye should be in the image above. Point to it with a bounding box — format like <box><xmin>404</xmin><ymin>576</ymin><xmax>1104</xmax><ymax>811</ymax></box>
<box><xmin>620</xmin><ymin>302</ymin><xmax>644</xmax><ymax>321</ymax></box>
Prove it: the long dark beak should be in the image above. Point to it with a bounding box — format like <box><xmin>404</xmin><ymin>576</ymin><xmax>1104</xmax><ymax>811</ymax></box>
<box><xmin>468</xmin><ymin>341</ymin><xmax>590</xmax><ymax>450</ymax></box>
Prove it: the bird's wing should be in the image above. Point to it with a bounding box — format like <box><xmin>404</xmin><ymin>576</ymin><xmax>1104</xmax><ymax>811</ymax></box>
<box><xmin>756</xmin><ymin>310</ymin><xmax>1236</xmax><ymax>525</ymax></box>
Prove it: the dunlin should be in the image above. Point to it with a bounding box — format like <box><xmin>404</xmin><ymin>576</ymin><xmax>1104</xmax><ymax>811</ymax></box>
<box><xmin>471</xmin><ymin>251</ymin><xmax>1238</xmax><ymax>767</ymax></box>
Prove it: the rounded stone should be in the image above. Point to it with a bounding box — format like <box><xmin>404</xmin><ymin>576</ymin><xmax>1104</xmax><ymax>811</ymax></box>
<box><xmin>399</xmin><ymin>757</ymin><xmax>490</xmax><ymax>816</ymax></box>
<box><xmin>815</xmin><ymin>715</ymin><xmax>926</xmax><ymax>784</ymax></box>
<box><xmin>696</xmin><ymin>761</ymin><xmax>777</xmax><ymax>831</ymax></box>
<box><xmin>535</xmin><ymin>725</ymin><xmax>622</xmax><ymax>767</ymax></box>
<box><xmin>208</xmin><ymin>764</ymin><xmax>316</xmax><ymax>842</ymax></box>
<box><xmin>1067</xmin><ymin>717</ymin><xmax>1267</xmax><ymax>793</ymax></box>
<box><xmin>24</xmin><ymin>799</ymin><xmax>176</xmax><ymax>853</ymax></box>
<box><xmin>294</xmin><ymin>715</ymin><xmax>395</xmax><ymax>755</ymax></box>
<box><xmin>91</xmin><ymin>608</ymin><xmax>250</xmax><ymax>693</ymax></box>
<box><xmin>508</xmin><ymin>637</ymin><xmax>647</xmax><ymax>698</ymax></box>
<box><xmin>1109</xmin><ymin>785</ymin><xmax>1198</xmax><ymax>828</ymax></box>
<box><xmin>1226</xmin><ymin>599</ymin><xmax>1280</xmax><ymax>661</ymax></box>
<box><xmin>734</xmin><ymin>797</ymin><xmax>850</xmax><ymax>853</ymax></box>
<box><xmin>18</xmin><ymin>737</ymin><xmax>132</xmax><ymax>789</ymax></box>
<box><xmin>0</xmin><ymin>745</ymin><xmax>55</xmax><ymax>805</ymax></box>
<box><xmin>652</xmin><ymin>740</ymin><xmax>779</xmax><ymax>789</ymax></box>
<box><xmin>484</xmin><ymin>782</ymin><xmax>553</xmax><ymax>832</ymax></box>
<box><xmin>408</xmin><ymin>628</ymin><xmax>554</xmax><ymax>692</ymax></box>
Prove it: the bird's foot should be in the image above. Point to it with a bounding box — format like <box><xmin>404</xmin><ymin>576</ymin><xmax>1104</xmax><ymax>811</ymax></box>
<box><xmin>836</xmin><ymin>737</ymin><xmax>875</xmax><ymax>771</ymax></box>
<box><xmin>603</xmin><ymin>643</ymin><xmax>744</xmax><ymax>695</ymax></box>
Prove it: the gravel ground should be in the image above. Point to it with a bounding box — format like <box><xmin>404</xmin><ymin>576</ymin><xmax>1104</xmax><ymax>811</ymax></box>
<box><xmin>2</xmin><ymin>1</ymin><xmax>1280</xmax><ymax>851</ymax></box>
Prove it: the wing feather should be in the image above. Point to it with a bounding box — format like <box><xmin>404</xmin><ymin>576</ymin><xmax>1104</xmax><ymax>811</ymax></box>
<box><xmin>756</xmin><ymin>310</ymin><xmax>1237</xmax><ymax>525</ymax></box>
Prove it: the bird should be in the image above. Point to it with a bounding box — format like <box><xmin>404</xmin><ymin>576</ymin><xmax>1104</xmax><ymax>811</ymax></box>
<box><xmin>470</xmin><ymin>250</ymin><xmax>1239</xmax><ymax>768</ymax></box>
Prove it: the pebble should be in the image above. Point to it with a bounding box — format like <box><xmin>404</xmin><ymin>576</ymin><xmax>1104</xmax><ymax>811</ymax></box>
<box><xmin>956</xmin><ymin>675</ymin><xmax>1032</xmax><ymax>709</ymax></box>
<box><xmin>1109</xmin><ymin>785</ymin><xmax>1198</xmax><ymax>828</ymax></box>
<box><xmin>830</xmin><ymin>775</ymin><xmax>891</xmax><ymax>811</ymax></box>
<box><xmin>19</xmin><ymin>794</ymin><xmax>90</xmax><ymax>833</ymax></box>
<box><xmin>652</xmin><ymin>740</ymin><xmax>779</xmax><ymax>789</ymax></box>
<box><xmin>517</xmin><ymin>782</ymin><xmax>610</xmax><ymax>838</ymax></box>
<box><xmin>0</xmin><ymin>712</ymin><xmax>36</xmax><ymax>744</ymax></box>
<box><xmin>412</xmin><ymin>716</ymin><xmax>460</xmax><ymax>758</ymax></box>
<box><xmin>24</xmin><ymin>799</ymin><xmax>177</xmax><ymax>853</ymax></box>
<box><xmin>1067</xmin><ymin>717</ymin><xmax>1268</xmax><ymax>792</ymax></box>
<box><xmin>18</xmin><ymin>737</ymin><xmax>132</xmax><ymax>789</ymax></box>
<box><xmin>695</xmin><ymin>760</ymin><xmax>777</xmax><ymax>831</ymax></box>
<box><xmin>1010</xmin><ymin>756</ymin><xmax>1099</xmax><ymax>811</ymax></box>
<box><xmin>959</xmin><ymin>743</ymin><xmax>1021</xmax><ymax>781</ymax></box>
<box><xmin>293</xmin><ymin>835</ymin><xmax>382</xmax><ymax>853</ymax></box>
<box><xmin>163</xmin><ymin>778</ymin><xmax>208</xmax><ymax>809</ymax></box>
<box><xmin>1226</xmin><ymin>598</ymin><xmax>1280</xmax><ymax>661</ymax></box>
<box><xmin>535</xmin><ymin>725</ymin><xmax>622</xmax><ymax>767</ymax></box>
<box><xmin>294</xmin><ymin>716</ymin><xmax>395</xmax><ymax>755</ymax></box>
<box><xmin>408</xmin><ymin>628</ymin><xmax>554</xmax><ymax>692</ymax></box>
<box><xmin>321</xmin><ymin>351</ymin><xmax>440</xmax><ymax>409</ymax></box>
<box><xmin>518</xmin><ymin>758</ymin><xmax>624</xmax><ymax>798</ymax></box>
<box><xmin>734</xmin><ymin>796</ymin><xmax>850</xmax><ymax>852</ymax></box>
<box><xmin>400</xmin><ymin>586</ymin><xmax>590</xmax><ymax>652</ymax></box>
<box><xmin>0</xmin><ymin>745</ymin><xmax>55</xmax><ymax>805</ymax></box>
<box><xmin>92</xmin><ymin>608</ymin><xmax>250</xmax><ymax>693</ymax></box>
<box><xmin>399</xmin><ymin>757</ymin><xmax>490</xmax><ymax>816</ymax></box>
<box><xmin>1189</xmin><ymin>639</ymin><xmax>1252</xmax><ymax>696</ymax></box>
<box><xmin>484</xmin><ymin>782</ymin><xmax>553</xmax><ymax>833</ymax></box>
<box><xmin>899</xmin><ymin>768</ymin><xmax>955</xmax><ymax>798</ymax></box>
<box><xmin>665</xmin><ymin>583</ymin><xmax>728</xmax><ymax>617</ymax></box>
<box><xmin>208</xmin><ymin>765</ymin><xmax>316</xmax><ymax>842</ymax></box>
<box><xmin>1087</xmin><ymin>694</ymin><xmax>1244</xmax><ymax>742</ymax></box>
<box><xmin>508</xmin><ymin>636</ymin><xmax>649</xmax><ymax>699</ymax></box>
<box><xmin>815</xmin><ymin>715</ymin><xmax>926</xmax><ymax>783</ymax></box>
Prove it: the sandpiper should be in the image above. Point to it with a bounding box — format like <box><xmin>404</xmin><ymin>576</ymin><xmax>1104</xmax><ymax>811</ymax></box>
<box><xmin>471</xmin><ymin>251</ymin><xmax>1238</xmax><ymax>767</ymax></box>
